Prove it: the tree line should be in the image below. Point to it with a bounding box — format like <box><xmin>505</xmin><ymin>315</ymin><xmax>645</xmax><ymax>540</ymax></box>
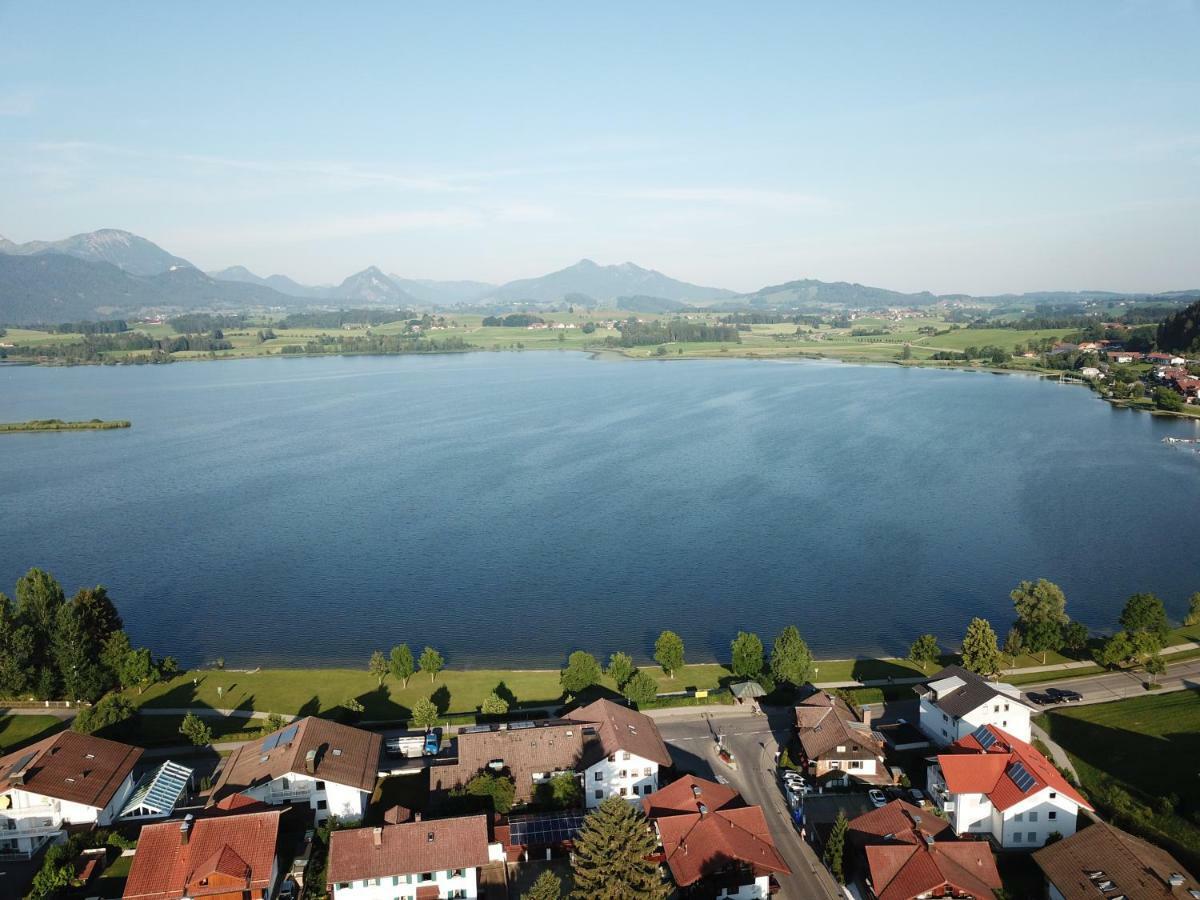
<box><xmin>606</xmin><ymin>319</ymin><xmax>741</xmax><ymax>347</ymax></box>
<box><xmin>280</xmin><ymin>334</ymin><xmax>471</xmax><ymax>355</ymax></box>
<box><xmin>482</xmin><ymin>313</ymin><xmax>545</xmax><ymax>327</ymax></box>
<box><xmin>274</xmin><ymin>309</ymin><xmax>416</xmax><ymax>329</ymax></box>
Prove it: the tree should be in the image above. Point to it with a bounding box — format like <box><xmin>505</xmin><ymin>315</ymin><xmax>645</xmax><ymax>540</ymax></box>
<box><xmin>908</xmin><ymin>634</ymin><xmax>941</xmax><ymax>672</ymax></box>
<box><xmin>606</xmin><ymin>651</ymin><xmax>636</xmax><ymax>689</ymax></box>
<box><xmin>960</xmin><ymin>618</ymin><xmax>1003</xmax><ymax>676</ymax></box>
<box><xmin>654</xmin><ymin>631</ymin><xmax>684</xmax><ymax>679</ymax></box>
<box><xmin>1154</xmin><ymin>386</ymin><xmax>1185</xmax><ymax>412</ymax></box>
<box><xmin>560</xmin><ymin>651</ymin><xmax>603</xmax><ymax>695</ymax></box>
<box><xmin>480</xmin><ymin>691</ymin><xmax>509</xmax><ymax>715</ymax></box>
<box><xmin>368</xmin><ymin>650</ymin><xmax>389</xmax><ymax>686</ymax></box>
<box><xmin>570</xmin><ymin>796</ymin><xmax>667</xmax><ymax>899</ymax></box>
<box><xmin>1011</xmin><ymin>579</ymin><xmax>1068</xmax><ymax>628</ymax></box>
<box><xmin>1094</xmin><ymin>631</ymin><xmax>1136</xmax><ymax>669</ymax></box>
<box><xmin>0</xmin><ymin>594</ymin><xmax>34</xmax><ymax>697</ymax></box>
<box><xmin>419</xmin><ymin>646</ymin><xmax>445</xmax><ymax>683</ymax></box>
<box><xmin>731</xmin><ymin>631</ymin><xmax>765</xmax><ymax>678</ymax></box>
<box><xmin>1145</xmin><ymin>653</ymin><xmax>1166</xmax><ymax>687</ymax></box>
<box><xmin>1186</xmin><ymin>593</ymin><xmax>1200</xmax><ymax>627</ymax></box>
<box><xmin>180</xmin><ymin>712</ymin><xmax>213</xmax><ymax>746</ymax></box>
<box><xmin>524</xmin><ymin>869</ymin><xmax>564</xmax><ymax>900</ymax></box>
<box><xmin>70</xmin><ymin>586</ymin><xmax>123</xmax><ymax>648</ymax></box>
<box><xmin>1003</xmin><ymin>627</ymin><xmax>1025</xmax><ymax>666</ymax></box>
<box><xmin>1063</xmin><ymin>621</ymin><xmax>1090</xmax><ymax>653</ymax></box>
<box><xmin>120</xmin><ymin>647</ymin><xmax>159</xmax><ymax>695</ymax></box>
<box><xmin>460</xmin><ymin>771</ymin><xmax>517</xmax><ymax>814</ymax></box>
<box><xmin>262</xmin><ymin>712</ymin><xmax>286</xmax><ymax>734</ymax></box>
<box><xmin>1024</xmin><ymin>618</ymin><xmax>1065</xmax><ymax>665</ymax></box>
<box><xmin>100</xmin><ymin>630</ymin><xmax>133</xmax><ymax>682</ymax></box>
<box><xmin>1119</xmin><ymin>593</ymin><xmax>1170</xmax><ymax>646</ymax></box>
<box><xmin>410</xmin><ymin>696</ymin><xmax>439</xmax><ymax>730</ymax></box>
<box><xmin>533</xmin><ymin>772</ymin><xmax>583</xmax><ymax>811</ymax></box>
<box><xmin>16</xmin><ymin>568</ymin><xmax>65</xmax><ymax>683</ymax></box>
<box><xmin>73</xmin><ymin>694</ymin><xmax>137</xmax><ymax>739</ymax></box>
<box><xmin>770</xmin><ymin>625</ymin><xmax>814</xmax><ymax>688</ymax></box>
<box><xmin>52</xmin><ymin>603</ymin><xmax>107</xmax><ymax>702</ymax></box>
<box><xmin>621</xmin><ymin>670</ymin><xmax>659</xmax><ymax>707</ymax></box>
<box><xmin>390</xmin><ymin>644</ymin><xmax>415</xmax><ymax>687</ymax></box>
<box><xmin>824</xmin><ymin>811</ymin><xmax>849</xmax><ymax>884</ymax></box>
<box><xmin>28</xmin><ymin>840</ymin><xmax>76</xmax><ymax>899</ymax></box>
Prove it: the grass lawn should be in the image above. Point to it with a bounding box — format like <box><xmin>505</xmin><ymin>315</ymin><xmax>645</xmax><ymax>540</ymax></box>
<box><xmin>1036</xmin><ymin>689</ymin><xmax>1200</xmax><ymax>866</ymax></box>
<box><xmin>0</xmin><ymin>714</ymin><xmax>67</xmax><ymax>753</ymax></box>
<box><xmin>126</xmin><ymin>663</ymin><xmax>732</xmax><ymax>722</ymax></box>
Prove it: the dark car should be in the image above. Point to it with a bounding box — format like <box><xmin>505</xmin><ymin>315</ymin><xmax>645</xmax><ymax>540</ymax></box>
<box><xmin>1028</xmin><ymin>687</ymin><xmax>1083</xmax><ymax>705</ymax></box>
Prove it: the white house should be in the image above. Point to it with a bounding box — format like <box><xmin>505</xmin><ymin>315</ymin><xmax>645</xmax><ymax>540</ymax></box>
<box><xmin>566</xmin><ymin>699</ymin><xmax>673</xmax><ymax>808</ymax></box>
<box><xmin>209</xmin><ymin>717</ymin><xmax>381</xmax><ymax>823</ymax></box>
<box><xmin>915</xmin><ymin>664</ymin><xmax>1035</xmax><ymax>745</ymax></box>
<box><xmin>328</xmin><ymin>815</ymin><xmax>503</xmax><ymax>900</ymax></box>
<box><xmin>0</xmin><ymin>730</ymin><xmax>141</xmax><ymax>859</ymax></box>
<box><xmin>927</xmin><ymin>724</ymin><xmax>1092</xmax><ymax>849</ymax></box>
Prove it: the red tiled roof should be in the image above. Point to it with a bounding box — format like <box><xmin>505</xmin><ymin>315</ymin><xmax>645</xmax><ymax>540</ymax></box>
<box><xmin>566</xmin><ymin>699</ymin><xmax>672</xmax><ymax>767</ymax></box>
<box><xmin>0</xmin><ymin>730</ymin><xmax>141</xmax><ymax>810</ymax></box>
<box><xmin>642</xmin><ymin>774</ymin><xmax>741</xmax><ymax>819</ymax></box>
<box><xmin>939</xmin><ymin>725</ymin><xmax>1091</xmax><ymax>812</ymax></box>
<box><xmin>653</xmin><ymin>804</ymin><xmax>790</xmax><ymax>887</ymax></box>
<box><xmin>327</xmin><ymin>816</ymin><xmax>491</xmax><ymax>883</ymax></box>
<box><xmin>866</xmin><ymin>840</ymin><xmax>1001</xmax><ymax>900</ymax></box>
<box><xmin>1034</xmin><ymin>821</ymin><xmax>1200</xmax><ymax>898</ymax></box>
<box><xmin>847</xmin><ymin>800</ymin><xmax>952</xmax><ymax>843</ymax></box>
<box><xmin>123</xmin><ymin>810</ymin><xmax>282</xmax><ymax>900</ymax></box>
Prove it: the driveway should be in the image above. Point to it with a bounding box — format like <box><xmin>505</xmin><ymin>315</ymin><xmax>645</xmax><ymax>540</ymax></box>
<box><xmin>656</xmin><ymin>709</ymin><xmax>843</xmax><ymax>900</ymax></box>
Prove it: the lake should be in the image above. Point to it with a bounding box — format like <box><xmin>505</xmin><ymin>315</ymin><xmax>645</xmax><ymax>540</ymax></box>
<box><xmin>2</xmin><ymin>352</ymin><xmax>1198</xmax><ymax>669</ymax></box>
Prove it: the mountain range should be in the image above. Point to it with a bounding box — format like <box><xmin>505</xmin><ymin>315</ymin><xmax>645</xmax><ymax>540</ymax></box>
<box><xmin>1</xmin><ymin>227</ymin><xmax>1197</xmax><ymax>326</ymax></box>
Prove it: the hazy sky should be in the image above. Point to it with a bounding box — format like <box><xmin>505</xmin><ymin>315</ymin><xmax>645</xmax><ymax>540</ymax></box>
<box><xmin>1</xmin><ymin>2</ymin><xmax>1197</xmax><ymax>294</ymax></box>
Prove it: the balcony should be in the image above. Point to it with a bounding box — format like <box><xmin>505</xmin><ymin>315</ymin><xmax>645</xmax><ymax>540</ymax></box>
<box><xmin>265</xmin><ymin>786</ymin><xmax>314</xmax><ymax>804</ymax></box>
<box><xmin>1</xmin><ymin>809</ymin><xmax>64</xmax><ymax>838</ymax></box>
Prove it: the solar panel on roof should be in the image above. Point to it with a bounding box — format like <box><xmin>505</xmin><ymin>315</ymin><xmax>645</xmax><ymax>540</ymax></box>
<box><xmin>277</xmin><ymin>723</ymin><xmax>299</xmax><ymax>745</ymax></box>
<box><xmin>1007</xmin><ymin>761</ymin><xmax>1036</xmax><ymax>792</ymax></box>
<box><xmin>972</xmin><ymin>725</ymin><xmax>996</xmax><ymax>750</ymax></box>
<box><xmin>509</xmin><ymin>721</ymin><xmax>535</xmax><ymax>730</ymax></box>
<box><xmin>507</xmin><ymin>811</ymin><xmax>587</xmax><ymax>846</ymax></box>
<box><xmin>262</xmin><ymin>731</ymin><xmax>281</xmax><ymax>752</ymax></box>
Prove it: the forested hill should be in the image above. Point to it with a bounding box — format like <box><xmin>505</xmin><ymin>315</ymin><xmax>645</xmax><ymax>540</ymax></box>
<box><xmin>1157</xmin><ymin>299</ymin><xmax>1200</xmax><ymax>354</ymax></box>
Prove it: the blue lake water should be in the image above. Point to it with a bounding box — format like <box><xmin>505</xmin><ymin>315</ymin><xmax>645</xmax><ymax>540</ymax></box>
<box><xmin>2</xmin><ymin>352</ymin><xmax>1198</xmax><ymax>668</ymax></box>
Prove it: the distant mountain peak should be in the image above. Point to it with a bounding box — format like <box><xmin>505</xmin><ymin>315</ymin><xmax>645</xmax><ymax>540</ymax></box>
<box><xmin>484</xmin><ymin>258</ymin><xmax>735</xmax><ymax>304</ymax></box>
<box><xmin>0</xmin><ymin>228</ymin><xmax>193</xmax><ymax>276</ymax></box>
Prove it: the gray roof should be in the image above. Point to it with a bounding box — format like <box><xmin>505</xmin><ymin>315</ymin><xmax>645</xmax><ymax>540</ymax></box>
<box><xmin>914</xmin><ymin>665</ymin><xmax>1030</xmax><ymax>719</ymax></box>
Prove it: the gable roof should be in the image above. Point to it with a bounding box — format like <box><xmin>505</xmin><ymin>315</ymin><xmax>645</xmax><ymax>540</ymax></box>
<box><xmin>794</xmin><ymin>690</ymin><xmax>884</xmax><ymax>760</ymax></box>
<box><xmin>434</xmin><ymin>719</ymin><xmax>585</xmax><ymax>804</ymax></box>
<box><xmin>847</xmin><ymin>799</ymin><xmax>953</xmax><ymax>844</ymax></box>
<box><xmin>643</xmin><ymin>774</ymin><xmax>741</xmax><ymax>819</ymax></box>
<box><xmin>653</xmin><ymin>804</ymin><xmax>791</xmax><ymax>887</ymax></box>
<box><xmin>328</xmin><ymin>816</ymin><xmax>491</xmax><ymax>882</ymax></box>
<box><xmin>209</xmin><ymin>716</ymin><xmax>380</xmax><ymax>805</ymax></box>
<box><xmin>0</xmin><ymin>730</ymin><xmax>141</xmax><ymax>809</ymax></box>
<box><xmin>123</xmin><ymin>809</ymin><xmax>282</xmax><ymax>900</ymax></box>
<box><xmin>915</xmin><ymin>665</ymin><xmax>1031</xmax><ymax>719</ymax></box>
<box><xmin>1034</xmin><ymin>821</ymin><xmax>1200</xmax><ymax>899</ymax></box>
<box><xmin>937</xmin><ymin>725</ymin><xmax>1091</xmax><ymax>812</ymax></box>
<box><xmin>566</xmin><ymin>699</ymin><xmax>672</xmax><ymax>767</ymax></box>
<box><xmin>865</xmin><ymin>839</ymin><xmax>1001</xmax><ymax>900</ymax></box>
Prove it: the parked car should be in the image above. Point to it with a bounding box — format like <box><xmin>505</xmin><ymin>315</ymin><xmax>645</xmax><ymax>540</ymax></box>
<box><xmin>909</xmin><ymin>788</ymin><xmax>927</xmax><ymax>807</ymax></box>
<box><xmin>1029</xmin><ymin>687</ymin><xmax>1084</xmax><ymax>705</ymax></box>
<box><xmin>868</xmin><ymin>789</ymin><xmax>887</xmax><ymax>808</ymax></box>
<box><xmin>423</xmin><ymin>730</ymin><xmax>440</xmax><ymax>756</ymax></box>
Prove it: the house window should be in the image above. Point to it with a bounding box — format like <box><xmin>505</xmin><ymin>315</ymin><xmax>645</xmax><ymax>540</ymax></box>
<box><xmin>608</xmin><ymin>754</ymin><xmax>616</xmax><ymax>762</ymax></box>
<box><xmin>594</xmin><ymin>772</ymin><xmax>603</xmax><ymax>781</ymax></box>
<box><xmin>1004</xmin><ymin>704</ymin><xmax>1009</xmax><ymax>711</ymax></box>
<box><xmin>941</xmin><ymin>729</ymin><xmax>948</xmax><ymax>737</ymax></box>
<box><xmin>419</xmin><ymin>873</ymin><xmax>434</xmax><ymax>883</ymax></box>
<box><xmin>1028</xmin><ymin>832</ymin><xmax>1037</xmax><ymax>842</ymax></box>
<box><xmin>336</xmin><ymin>885</ymin><xmax>350</xmax><ymax>891</ymax></box>
<box><xmin>317</xmin><ymin>800</ymin><xmax>327</xmax><ymax>810</ymax></box>
<box><xmin>849</xmin><ymin>761</ymin><xmax>862</xmax><ymax>769</ymax></box>
<box><xmin>392</xmin><ymin>877</ymin><xmax>400</xmax><ymax>886</ymax></box>
<box><xmin>448</xmin><ymin>869</ymin><xmax>465</xmax><ymax>879</ymax></box>
<box><xmin>994</xmin><ymin>705</ymin><xmax>1000</xmax><ymax>713</ymax></box>
<box><xmin>448</xmin><ymin>892</ymin><xmax>467</xmax><ymax>900</ymax></box>
<box><xmin>643</xmin><ymin>767</ymin><xmax>652</xmax><ymax>776</ymax></box>
<box><xmin>1049</xmin><ymin>792</ymin><xmax>1057</xmax><ymax>799</ymax></box>
<box><xmin>1048</xmin><ymin>811</ymin><xmax>1057</xmax><ymax>820</ymax></box>
<box><xmin>1014</xmin><ymin>813</ymin><xmax>1023</xmax><ymax>822</ymax></box>
<box><xmin>1012</xmin><ymin>832</ymin><xmax>1022</xmax><ymax>843</ymax></box>
<box><xmin>619</xmin><ymin>770</ymin><xmax>628</xmax><ymax>778</ymax></box>
<box><xmin>623</xmin><ymin>752</ymin><xmax>631</xmax><ymax>761</ymax></box>
<box><xmin>594</xmin><ymin>790</ymin><xmax>603</xmax><ymax>800</ymax></box>
<box><xmin>830</xmin><ymin>761</ymin><xmax>841</xmax><ymax>769</ymax></box>
<box><xmin>619</xmin><ymin>787</ymin><xmax>627</xmax><ymax>796</ymax></box>
<box><xmin>1029</xmin><ymin>812</ymin><xmax>1038</xmax><ymax>822</ymax></box>
<box><xmin>316</xmin><ymin>781</ymin><xmax>326</xmax><ymax>790</ymax></box>
<box><xmin>1003</xmin><ymin>721</ymin><xmax>1007</xmax><ymax>727</ymax></box>
<box><xmin>942</xmin><ymin>713</ymin><xmax>948</xmax><ymax>722</ymax></box>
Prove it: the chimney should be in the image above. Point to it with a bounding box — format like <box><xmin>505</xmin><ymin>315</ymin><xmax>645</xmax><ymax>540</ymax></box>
<box><xmin>861</xmin><ymin>706</ymin><xmax>872</xmax><ymax>728</ymax></box>
<box><xmin>372</xmin><ymin>827</ymin><xmax>382</xmax><ymax>848</ymax></box>
<box><xmin>414</xmin><ymin>811</ymin><xmax>422</xmax><ymax>822</ymax></box>
<box><xmin>180</xmin><ymin>814</ymin><xmax>194</xmax><ymax>846</ymax></box>
<box><xmin>305</xmin><ymin>749</ymin><xmax>318</xmax><ymax>775</ymax></box>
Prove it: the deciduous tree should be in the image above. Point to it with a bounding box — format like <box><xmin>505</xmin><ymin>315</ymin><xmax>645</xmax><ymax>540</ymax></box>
<box><xmin>1003</xmin><ymin>627</ymin><xmax>1024</xmax><ymax>666</ymax></box>
<box><xmin>180</xmin><ymin>712</ymin><xmax>213</xmax><ymax>746</ymax></box>
<box><xmin>368</xmin><ymin>650</ymin><xmax>389</xmax><ymax>686</ymax></box>
<box><xmin>731</xmin><ymin>631</ymin><xmax>765</xmax><ymax>678</ymax></box>
<box><xmin>410</xmin><ymin>696</ymin><xmax>439</xmax><ymax>730</ymax></box>
<box><xmin>1186</xmin><ymin>592</ymin><xmax>1200</xmax><ymax>627</ymax></box>
<box><xmin>654</xmin><ymin>631</ymin><xmax>684</xmax><ymax>679</ymax></box>
<box><xmin>1119</xmin><ymin>593</ymin><xmax>1170</xmax><ymax>647</ymax></box>
<box><xmin>419</xmin><ymin>646</ymin><xmax>445</xmax><ymax>683</ymax></box>
<box><xmin>621</xmin><ymin>670</ymin><xmax>659</xmax><ymax>707</ymax></box>
<box><xmin>570</xmin><ymin>797</ymin><xmax>667</xmax><ymax>899</ymax></box>
<box><xmin>770</xmin><ymin>625</ymin><xmax>814</xmax><ymax>688</ymax></box>
<box><xmin>606</xmin><ymin>651</ymin><xmax>636</xmax><ymax>689</ymax></box>
<box><xmin>390</xmin><ymin>644</ymin><xmax>414</xmax><ymax>687</ymax></box>
<box><xmin>1024</xmin><ymin>618</ymin><xmax>1065</xmax><ymax>665</ymax></box>
<box><xmin>1062</xmin><ymin>621</ymin><xmax>1090</xmax><ymax>653</ymax></box>
<box><xmin>560</xmin><ymin>651</ymin><xmax>602</xmax><ymax>696</ymax></box>
<box><xmin>1011</xmin><ymin>579</ymin><xmax>1068</xmax><ymax>628</ymax></box>
<box><xmin>524</xmin><ymin>870</ymin><xmax>564</xmax><ymax>900</ymax></box>
<box><xmin>480</xmin><ymin>691</ymin><xmax>509</xmax><ymax>715</ymax></box>
<box><xmin>908</xmin><ymin>634</ymin><xmax>941</xmax><ymax>672</ymax></box>
<box><xmin>0</xmin><ymin>594</ymin><xmax>34</xmax><ymax>697</ymax></box>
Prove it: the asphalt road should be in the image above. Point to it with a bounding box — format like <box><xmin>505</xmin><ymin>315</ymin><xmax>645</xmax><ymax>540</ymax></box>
<box><xmin>656</xmin><ymin>710</ymin><xmax>843</xmax><ymax>900</ymax></box>
<box><xmin>1023</xmin><ymin>656</ymin><xmax>1200</xmax><ymax>706</ymax></box>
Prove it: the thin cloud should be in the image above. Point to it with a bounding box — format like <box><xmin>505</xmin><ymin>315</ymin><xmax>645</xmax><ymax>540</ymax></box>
<box><xmin>615</xmin><ymin>187</ymin><xmax>831</xmax><ymax>212</ymax></box>
<box><xmin>0</xmin><ymin>91</ymin><xmax>36</xmax><ymax>116</ymax></box>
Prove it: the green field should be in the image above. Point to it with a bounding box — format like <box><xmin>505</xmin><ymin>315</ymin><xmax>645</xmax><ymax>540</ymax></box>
<box><xmin>0</xmin><ymin>418</ymin><xmax>131</xmax><ymax>432</ymax></box>
<box><xmin>1037</xmin><ymin>689</ymin><xmax>1200</xmax><ymax>866</ymax></box>
<box><xmin>0</xmin><ymin>714</ymin><xmax>67</xmax><ymax>752</ymax></box>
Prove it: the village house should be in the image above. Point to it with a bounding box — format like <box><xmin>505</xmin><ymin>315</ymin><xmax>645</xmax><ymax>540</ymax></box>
<box><xmin>915</xmin><ymin>665</ymin><xmax>1035</xmax><ymax>745</ymax></box>
<box><xmin>123</xmin><ymin>809</ymin><xmax>284</xmax><ymax>900</ymax></box>
<box><xmin>1107</xmin><ymin>350</ymin><xmax>1142</xmax><ymax>363</ymax></box>
<box><xmin>327</xmin><ymin>815</ymin><xmax>500</xmax><ymax>900</ymax></box>
<box><xmin>0</xmin><ymin>730</ymin><xmax>141</xmax><ymax>860</ymax></box>
<box><xmin>846</xmin><ymin>799</ymin><xmax>1001</xmax><ymax>900</ymax></box>
<box><xmin>926</xmin><ymin>724</ymin><xmax>1092</xmax><ymax>849</ymax></box>
<box><xmin>643</xmin><ymin>774</ymin><xmax>790</xmax><ymax>899</ymax></box>
<box><xmin>1033</xmin><ymin>820</ymin><xmax>1199</xmax><ymax>900</ymax></box>
<box><xmin>434</xmin><ymin>699</ymin><xmax>670</xmax><ymax>810</ymax></box>
<box><xmin>208</xmin><ymin>717</ymin><xmax>381</xmax><ymax>823</ymax></box>
<box><xmin>794</xmin><ymin>690</ymin><xmax>891</xmax><ymax>787</ymax></box>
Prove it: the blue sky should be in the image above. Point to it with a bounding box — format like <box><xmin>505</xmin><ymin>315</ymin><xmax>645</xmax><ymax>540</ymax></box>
<box><xmin>1</xmin><ymin>1</ymin><xmax>1197</xmax><ymax>293</ymax></box>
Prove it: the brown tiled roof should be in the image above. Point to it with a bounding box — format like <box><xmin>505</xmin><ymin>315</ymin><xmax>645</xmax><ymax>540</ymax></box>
<box><xmin>433</xmin><ymin>721</ymin><xmax>584</xmax><ymax>804</ymax></box>
<box><xmin>847</xmin><ymin>800</ymin><xmax>952</xmax><ymax>844</ymax></box>
<box><xmin>209</xmin><ymin>716</ymin><xmax>380</xmax><ymax>804</ymax></box>
<box><xmin>0</xmin><ymin>730</ymin><xmax>141</xmax><ymax>810</ymax></box>
<box><xmin>653</xmin><ymin>804</ymin><xmax>791</xmax><ymax>887</ymax></box>
<box><xmin>643</xmin><ymin>775</ymin><xmax>741</xmax><ymax>819</ymax></box>
<box><xmin>866</xmin><ymin>839</ymin><xmax>1001</xmax><ymax>900</ymax></box>
<box><xmin>1033</xmin><ymin>821</ymin><xmax>1200</xmax><ymax>899</ymax></box>
<box><xmin>794</xmin><ymin>691</ymin><xmax>883</xmax><ymax>761</ymax></box>
<box><xmin>327</xmin><ymin>816</ymin><xmax>491</xmax><ymax>883</ymax></box>
<box><xmin>566</xmin><ymin>699</ymin><xmax>672</xmax><ymax>767</ymax></box>
<box><xmin>123</xmin><ymin>810</ymin><xmax>282</xmax><ymax>900</ymax></box>
<box><xmin>914</xmin><ymin>665</ymin><xmax>1032</xmax><ymax>720</ymax></box>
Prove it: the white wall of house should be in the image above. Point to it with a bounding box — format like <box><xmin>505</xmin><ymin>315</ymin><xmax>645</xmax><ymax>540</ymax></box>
<box><xmin>996</xmin><ymin>790</ymin><xmax>1082</xmax><ymax>848</ymax></box>
<box><xmin>331</xmin><ymin>867</ymin><xmax>479</xmax><ymax>900</ymax></box>
<box><xmin>0</xmin><ymin>774</ymin><xmax>134</xmax><ymax>859</ymax></box>
<box><xmin>918</xmin><ymin>696</ymin><xmax>1031</xmax><ymax>746</ymax></box>
<box><xmin>715</xmin><ymin>875</ymin><xmax>771</xmax><ymax>899</ymax></box>
<box><xmin>242</xmin><ymin>772</ymin><xmax>368</xmax><ymax>823</ymax></box>
<box><xmin>585</xmin><ymin>753</ymin><xmax>658</xmax><ymax>808</ymax></box>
